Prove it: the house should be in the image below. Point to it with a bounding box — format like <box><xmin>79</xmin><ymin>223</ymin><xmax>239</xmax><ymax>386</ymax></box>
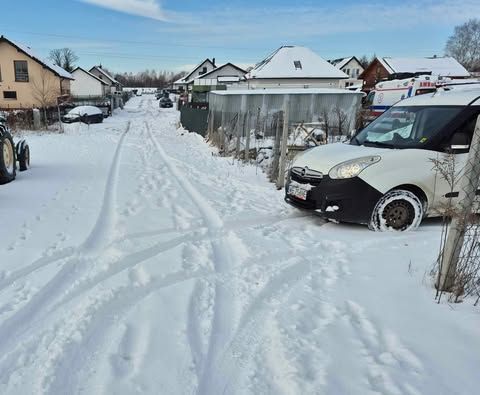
<box><xmin>0</xmin><ymin>35</ymin><xmax>73</xmax><ymax>108</ymax></box>
<box><xmin>70</xmin><ymin>67</ymin><xmax>108</xmax><ymax>98</ymax></box>
<box><xmin>329</xmin><ymin>56</ymin><xmax>364</xmax><ymax>88</ymax></box>
<box><xmin>173</xmin><ymin>58</ymin><xmax>217</xmax><ymax>91</ymax></box>
<box><xmin>360</xmin><ymin>56</ymin><xmax>471</xmax><ymax>92</ymax></box>
<box><xmin>190</xmin><ymin>63</ymin><xmax>247</xmax><ymax>102</ymax></box>
<box><xmin>244</xmin><ymin>46</ymin><xmax>348</xmax><ymax>89</ymax></box>
<box><xmin>89</xmin><ymin>65</ymin><xmax>122</xmax><ymax>93</ymax></box>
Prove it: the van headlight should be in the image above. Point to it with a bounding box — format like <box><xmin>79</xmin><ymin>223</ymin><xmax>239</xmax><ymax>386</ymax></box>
<box><xmin>329</xmin><ymin>156</ymin><xmax>381</xmax><ymax>179</ymax></box>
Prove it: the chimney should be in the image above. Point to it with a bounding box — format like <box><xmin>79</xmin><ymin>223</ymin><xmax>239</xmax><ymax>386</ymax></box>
<box><xmin>212</xmin><ymin>58</ymin><xmax>216</xmax><ymax>67</ymax></box>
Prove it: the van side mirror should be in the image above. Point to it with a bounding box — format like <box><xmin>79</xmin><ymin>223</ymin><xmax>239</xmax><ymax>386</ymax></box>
<box><xmin>449</xmin><ymin>131</ymin><xmax>470</xmax><ymax>151</ymax></box>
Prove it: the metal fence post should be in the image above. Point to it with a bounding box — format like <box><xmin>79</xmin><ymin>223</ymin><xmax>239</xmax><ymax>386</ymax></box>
<box><xmin>220</xmin><ymin>108</ymin><xmax>226</xmax><ymax>153</ymax></box>
<box><xmin>270</xmin><ymin>112</ymin><xmax>283</xmax><ymax>182</ymax></box>
<box><xmin>437</xmin><ymin>115</ymin><xmax>480</xmax><ymax>291</ymax></box>
<box><xmin>244</xmin><ymin>111</ymin><xmax>251</xmax><ymax>161</ymax></box>
<box><xmin>276</xmin><ymin>95</ymin><xmax>290</xmax><ymax>189</ymax></box>
<box><xmin>235</xmin><ymin>112</ymin><xmax>241</xmax><ymax>157</ymax></box>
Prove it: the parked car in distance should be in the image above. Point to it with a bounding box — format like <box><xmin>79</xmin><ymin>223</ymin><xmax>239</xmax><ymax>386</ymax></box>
<box><xmin>285</xmin><ymin>88</ymin><xmax>480</xmax><ymax>232</ymax></box>
<box><xmin>62</xmin><ymin>106</ymin><xmax>104</xmax><ymax>124</ymax></box>
<box><xmin>159</xmin><ymin>97</ymin><xmax>173</xmax><ymax>108</ymax></box>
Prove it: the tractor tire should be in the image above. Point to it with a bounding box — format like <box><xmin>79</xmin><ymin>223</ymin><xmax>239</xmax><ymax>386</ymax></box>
<box><xmin>0</xmin><ymin>131</ymin><xmax>16</xmax><ymax>184</ymax></box>
<box><xmin>17</xmin><ymin>140</ymin><xmax>30</xmax><ymax>172</ymax></box>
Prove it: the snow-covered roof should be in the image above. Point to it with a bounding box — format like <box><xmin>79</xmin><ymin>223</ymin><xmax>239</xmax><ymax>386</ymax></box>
<box><xmin>0</xmin><ymin>36</ymin><xmax>73</xmax><ymax>79</ymax></box>
<box><xmin>329</xmin><ymin>56</ymin><xmax>355</xmax><ymax>70</ymax></box>
<box><xmin>195</xmin><ymin>63</ymin><xmax>247</xmax><ymax>80</ymax></box>
<box><xmin>247</xmin><ymin>46</ymin><xmax>348</xmax><ymax>80</ymax></box>
<box><xmin>181</xmin><ymin>59</ymin><xmax>216</xmax><ymax>83</ymax></box>
<box><xmin>381</xmin><ymin>57</ymin><xmax>470</xmax><ymax>77</ymax></box>
<box><xmin>173</xmin><ymin>76</ymin><xmax>188</xmax><ymax>85</ymax></box>
<box><xmin>72</xmin><ymin>67</ymin><xmax>108</xmax><ymax>85</ymax></box>
<box><xmin>210</xmin><ymin>88</ymin><xmax>362</xmax><ymax>96</ymax></box>
<box><xmin>395</xmin><ymin>88</ymin><xmax>480</xmax><ymax>106</ymax></box>
<box><xmin>90</xmin><ymin>66</ymin><xmax>120</xmax><ymax>85</ymax></box>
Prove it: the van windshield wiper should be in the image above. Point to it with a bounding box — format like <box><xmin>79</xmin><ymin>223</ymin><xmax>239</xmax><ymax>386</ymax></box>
<box><xmin>363</xmin><ymin>140</ymin><xmax>395</xmax><ymax>148</ymax></box>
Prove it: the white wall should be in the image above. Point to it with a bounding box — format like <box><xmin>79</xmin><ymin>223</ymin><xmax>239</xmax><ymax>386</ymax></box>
<box><xmin>245</xmin><ymin>78</ymin><xmax>343</xmax><ymax>89</ymax></box>
<box><xmin>71</xmin><ymin>69</ymin><xmax>105</xmax><ymax>97</ymax></box>
<box><xmin>339</xmin><ymin>59</ymin><xmax>364</xmax><ymax>88</ymax></box>
<box><xmin>201</xmin><ymin>64</ymin><xmax>246</xmax><ymax>81</ymax></box>
<box><xmin>340</xmin><ymin>58</ymin><xmax>364</xmax><ymax>79</ymax></box>
<box><xmin>192</xmin><ymin>61</ymin><xmax>216</xmax><ymax>79</ymax></box>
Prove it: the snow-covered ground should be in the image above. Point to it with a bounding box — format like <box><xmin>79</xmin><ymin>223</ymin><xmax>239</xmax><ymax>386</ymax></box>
<box><xmin>0</xmin><ymin>96</ymin><xmax>478</xmax><ymax>395</ymax></box>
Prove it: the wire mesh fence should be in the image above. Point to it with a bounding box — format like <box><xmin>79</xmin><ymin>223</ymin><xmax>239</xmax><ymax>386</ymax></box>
<box><xmin>435</xmin><ymin>115</ymin><xmax>480</xmax><ymax>304</ymax></box>
<box><xmin>206</xmin><ymin>91</ymin><xmax>363</xmax><ymax>186</ymax></box>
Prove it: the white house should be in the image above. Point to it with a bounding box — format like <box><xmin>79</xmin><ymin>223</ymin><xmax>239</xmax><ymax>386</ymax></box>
<box><xmin>173</xmin><ymin>58</ymin><xmax>217</xmax><ymax>91</ymax></box>
<box><xmin>329</xmin><ymin>56</ymin><xmax>365</xmax><ymax>88</ymax></box>
<box><xmin>70</xmin><ymin>67</ymin><xmax>108</xmax><ymax>98</ymax></box>
<box><xmin>245</xmin><ymin>46</ymin><xmax>348</xmax><ymax>89</ymax></box>
<box><xmin>192</xmin><ymin>63</ymin><xmax>247</xmax><ymax>86</ymax></box>
<box><xmin>89</xmin><ymin>65</ymin><xmax>122</xmax><ymax>93</ymax></box>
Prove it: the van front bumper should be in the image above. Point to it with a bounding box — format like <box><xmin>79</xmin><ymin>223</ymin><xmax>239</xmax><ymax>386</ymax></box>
<box><xmin>285</xmin><ymin>171</ymin><xmax>383</xmax><ymax>225</ymax></box>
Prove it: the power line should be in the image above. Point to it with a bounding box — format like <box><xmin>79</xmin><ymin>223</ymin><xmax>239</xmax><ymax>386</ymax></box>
<box><xmin>0</xmin><ymin>28</ymin><xmax>256</xmax><ymax>51</ymax></box>
<box><xmin>1</xmin><ymin>27</ymin><xmax>444</xmax><ymax>56</ymax></box>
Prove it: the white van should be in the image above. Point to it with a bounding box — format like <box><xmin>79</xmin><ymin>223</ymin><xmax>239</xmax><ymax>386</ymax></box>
<box><xmin>285</xmin><ymin>89</ymin><xmax>480</xmax><ymax>231</ymax></box>
<box><xmin>366</xmin><ymin>75</ymin><xmax>438</xmax><ymax>116</ymax></box>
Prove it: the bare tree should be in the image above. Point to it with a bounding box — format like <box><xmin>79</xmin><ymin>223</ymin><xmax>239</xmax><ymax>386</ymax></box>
<box><xmin>445</xmin><ymin>19</ymin><xmax>480</xmax><ymax>71</ymax></box>
<box><xmin>334</xmin><ymin>105</ymin><xmax>349</xmax><ymax>137</ymax></box>
<box><xmin>358</xmin><ymin>55</ymin><xmax>370</xmax><ymax>69</ymax></box>
<box><xmin>319</xmin><ymin>107</ymin><xmax>331</xmax><ymax>143</ymax></box>
<box><xmin>49</xmin><ymin>48</ymin><xmax>79</xmax><ymax>72</ymax></box>
<box><xmin>31</xmin><ymin>69</ymin><xmax>59</xmax><ymax>128</ymax></box>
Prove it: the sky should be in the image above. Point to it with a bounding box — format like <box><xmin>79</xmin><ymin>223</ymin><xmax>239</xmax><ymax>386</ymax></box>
<box><xmin>1</xmin><ymin>0</ymin><xmax>478</xmax><ymax>74</ymax></box>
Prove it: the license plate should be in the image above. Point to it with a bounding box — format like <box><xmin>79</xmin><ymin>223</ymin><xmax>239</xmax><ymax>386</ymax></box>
<box><xmin>288</xmin><ymin>184</ymin><xmax>308</xmax><ymax>200</ymax></box>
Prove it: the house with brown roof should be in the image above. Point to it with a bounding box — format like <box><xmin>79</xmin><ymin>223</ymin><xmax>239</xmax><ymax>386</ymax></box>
<box><xmin>0</xmin><ymin>35</ymin><xmax>73</xmax><ymax>108</ymax></box>
<box><xmin>360</xmin><ymin>56</ymin><xmax>470</xmax><ymax>92</ymax></box>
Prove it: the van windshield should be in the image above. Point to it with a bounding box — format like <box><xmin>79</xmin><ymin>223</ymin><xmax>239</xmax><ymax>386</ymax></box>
<box><xmin>352</xmin><ymin>106</ymin><xmax>462</xmax><ymax>149</ymax></box>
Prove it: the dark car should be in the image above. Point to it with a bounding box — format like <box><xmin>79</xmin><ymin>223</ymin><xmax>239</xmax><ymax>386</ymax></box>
<box><xmin>62</xmin><ymin>106</ymin><xmax>104</xmax><ymax>124</ymax></box>
<box><xmin>159</xmin><ymin>97</ymin><xmax>173</xmax><ymax>108</ymax></box>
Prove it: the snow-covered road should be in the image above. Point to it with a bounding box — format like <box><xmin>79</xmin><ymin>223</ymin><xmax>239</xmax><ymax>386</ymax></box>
<box><xmin>0</xmin><ymin>96</ymin><xmax>478</xmax><ymax>395</ymax></box>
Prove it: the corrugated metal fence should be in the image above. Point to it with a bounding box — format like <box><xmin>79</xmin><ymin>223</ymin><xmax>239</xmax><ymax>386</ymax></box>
<box><xmin>205</xmin><ymin>89</ymin><xmax>363</xmax><ymax>186</ymax></box>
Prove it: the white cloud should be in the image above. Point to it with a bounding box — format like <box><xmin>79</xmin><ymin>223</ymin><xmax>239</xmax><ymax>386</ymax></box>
<box><xmin>158</xmin><ymin>0</ymin><xmax>480</xmax><ymax>45</ymax></box>
<box><xmin>80</xmin><ymin>0</ymin><xmax>167</xmax><ymax>21</ymax></box>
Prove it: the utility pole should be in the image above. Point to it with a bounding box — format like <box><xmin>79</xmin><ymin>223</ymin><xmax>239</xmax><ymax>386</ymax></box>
<box><xmin>276</xmin><ymin>94</ymin><xmax>290</xmax><ymax>189</ymax></box>
<box><xmin>438</xmin><ymin>115</ymin><xmax>480</xmax><ymax>291</ymax></box>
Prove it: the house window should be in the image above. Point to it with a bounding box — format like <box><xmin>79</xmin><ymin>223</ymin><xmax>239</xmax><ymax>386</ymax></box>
<box><xmin>200</xmin><ymin>67</ymin><xmax>207</xmax><ymax>75</ymax></box>
<box><xmin>3</xmin><ymin>91</ymin><xmax>17</xmax><ymax>100</ymax></box>
<box><xmin>346</xmin><ymin>68</ymin><xmax>350</xmax><ymax>76</ymax></box>
<box><xmin>294</xmin><ymin>61</ymin><xmax>302</xmax><ymax>70</ymax></box>
<box><xmin>14</xmin><ymin>60</ymin><xmax>29</xmax><ymax>82</ymax></box>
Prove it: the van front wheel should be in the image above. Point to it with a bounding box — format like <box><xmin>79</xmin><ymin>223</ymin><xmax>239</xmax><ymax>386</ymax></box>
<box><xmin>369</xmin><ymin>190</ymin><xmax>424</xmax><ymax>232</ymax></box>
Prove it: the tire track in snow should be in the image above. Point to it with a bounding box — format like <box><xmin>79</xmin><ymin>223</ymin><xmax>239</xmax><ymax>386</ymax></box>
<box><xmin>206</xmin><ymin>259</ymin><xmax>311</xmax><ymax>394</ymax></box>
<box><xmin>345</xmin><ymin>301</ymin><xmax>424</xmax><ymax>395</ymax></box>
<box><xmin>45</xmin><ymin>268</ymin><xmax>212</xmax><ymax>394</ymax></box>
<box><xmin>144</xmin><ymin>120</ymin><xmax>244</xmax><ymax>394</ymax></box>
<box><xmin>0</xmin><ymin>122</ymin><xmax>131</xmax><ymax>360</ymax></box>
